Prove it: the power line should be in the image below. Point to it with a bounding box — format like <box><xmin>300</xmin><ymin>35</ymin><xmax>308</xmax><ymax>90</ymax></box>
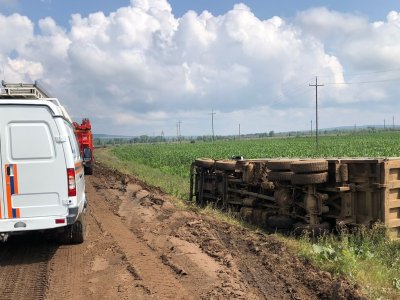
<box><xmin>318</xmin><ymin>67</ymin><xmax>400</xmax><ymax>79</ymax></box>
<box><xmin>324</xmin><ymin>77</ymin><xmax>400</xmax><ymax>85</ymax></box>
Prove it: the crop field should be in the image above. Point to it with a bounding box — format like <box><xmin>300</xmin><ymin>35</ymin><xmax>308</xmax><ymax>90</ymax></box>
<box><xmin>112</xmin><ymin>131</ymin><xmax>400</xmax><ymax>178</ymax></box>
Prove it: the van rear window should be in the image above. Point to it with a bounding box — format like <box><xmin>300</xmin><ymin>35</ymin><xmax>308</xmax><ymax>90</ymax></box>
<box><xmin>9</xmin><ymin>122</ymin><xmax>55</xmax><ymax>160</ymax></box>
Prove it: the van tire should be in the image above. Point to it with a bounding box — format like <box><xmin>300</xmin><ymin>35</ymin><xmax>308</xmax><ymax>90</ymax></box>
<box><xmin>58</xmin><ymin>215</ymin><xmax>85</xmax><ymax>244</ymax></box>
<box><xmin>58</xmin><ymin>227</ymin><xmax>72</xmax><ymax>244</ymax></box>
<box><xmin>71</xmin><ymin>214</ymin><xmax>85</xmax><ymax>244</ymax></box>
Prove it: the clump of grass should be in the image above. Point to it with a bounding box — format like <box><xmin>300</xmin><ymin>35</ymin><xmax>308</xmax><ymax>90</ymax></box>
<box><xmin>291</xmin><ymin>224</ymin><xmax>400</xmax><ymax>299</ymax></box>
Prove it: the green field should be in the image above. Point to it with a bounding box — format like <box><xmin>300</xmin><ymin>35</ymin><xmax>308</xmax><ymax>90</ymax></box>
<box><xmin>112</xmin><ymin>131</ymin><xmax>400</xmax><ymax>178</ymax></box>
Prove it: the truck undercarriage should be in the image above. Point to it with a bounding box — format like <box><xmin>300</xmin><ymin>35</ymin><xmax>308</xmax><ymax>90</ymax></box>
<box><xmin>190</xmin><ymin>158</ymin><xmax>400</xmax><ymax>238</ymax></box>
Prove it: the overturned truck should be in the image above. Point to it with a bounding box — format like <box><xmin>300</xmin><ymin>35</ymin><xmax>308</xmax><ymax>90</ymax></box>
<box><xmin>190</xmin><ymin>158</ymin><xmax>400</xmax><ymax>238</ymax></box>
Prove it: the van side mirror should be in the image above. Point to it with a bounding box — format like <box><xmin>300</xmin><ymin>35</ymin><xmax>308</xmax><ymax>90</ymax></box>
<box><xmin>83</xmin><ymin>148</ymin><xmax>92</xmax><ymax>161</ymax></box>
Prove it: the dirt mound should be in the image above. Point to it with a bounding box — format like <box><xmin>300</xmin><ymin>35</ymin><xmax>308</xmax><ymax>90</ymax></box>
<box><xmin>92</xmin><ymin>162</ymin><xmax>366</xmax><ymax>300</ymax></box>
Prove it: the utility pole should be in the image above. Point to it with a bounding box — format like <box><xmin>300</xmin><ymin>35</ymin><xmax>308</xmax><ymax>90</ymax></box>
<box><xmin>176</xmin><ymin>122</ymin><xmax>179</xmax><ymax>142</ymax></box>
<box><xmin>310</xmin><ymin>120</ymin><xmax>313</xmax><ymax>137</ymax></box>
<box><xmin>209</xmin><ymin>109</ymin><xmax>216</xmax><ymax>142</ymax></box>
<box><xmin>393</xmin><ymin>115</ymin><xmax>395</xmax><ymax>130</ymax></box>
<box><xmin>239</xmin><ymin>123</ymin><xmax>241</xmax><ymax>140</ymax></box>
<box><xmin>161</xmin><ymin>130</ymin><xmax>165</xmax><ymax>143</ymax></box>
<box><xmin>177</xmin><ymin>120</ymin><xmax>182</xmax><ymax>144</ymax></box>
<box><xmin>309</xmin><ymin>77</ymin><xmax>324</xmax><ymax>148</ymax></box>
<box><xmin>384</xmin><ymin>119</ymin><xmax>386</xmax><ymax>130</ymax></box>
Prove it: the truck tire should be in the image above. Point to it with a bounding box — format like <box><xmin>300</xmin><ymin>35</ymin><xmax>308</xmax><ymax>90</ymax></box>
<box><xmin>194</xmin><ymin>158</ymin><xmax>215</xmax><ymax>169</ymax></box>
<box><xmin>215</xmin><ymin>160</ymin><xmax>236</xmax><ymax>171</ymax></box>
<box><xmin>268</xmin><ymin>215</ymin><xmax>295</xmax><ymax>229</ymax></box>
<box><xmin>293</xmin><ymin>222</ymin><xmax>331</xmax><ymax>236</ymax></box>
<box><xmin>266</xmin><ymin>160</ymin><xmax>297</xmax><ymax>171</ymax></box>
<box><xmin>291</xmin><ymin>172</ymin><xmax>328</xmax><ymax>185</ymax></box>
<box><xmin>290</xmin><ymin>160</ymin><xmax>328</xmax><ymax>173</ymax></box>
<box><xmin>268</xmin><ymin>171</ymin><xmax>294</xmax><ymax>182</ymax></box>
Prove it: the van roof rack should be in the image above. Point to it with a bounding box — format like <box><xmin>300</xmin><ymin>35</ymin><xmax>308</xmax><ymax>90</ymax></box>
<box><xmin>1</xmin><ymin>81</ymin><xmax>52</xmax><ymax>99</ymax></box>
<box><xmin>0</xmin><ymin>81</ymin><xmax>73</xmax><ymax>123</ymax></box>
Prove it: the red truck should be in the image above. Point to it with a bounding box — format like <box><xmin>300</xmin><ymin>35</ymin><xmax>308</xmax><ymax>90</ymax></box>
<box><xmin>73</xmin><ymin>118</ymin><xmax>94</xmax><ymax>175</ymax></box>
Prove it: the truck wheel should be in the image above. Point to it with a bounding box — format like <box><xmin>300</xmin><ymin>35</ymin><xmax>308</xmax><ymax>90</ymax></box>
<box><xmin>266</xmin><ymin>160</ymin><xmax>297</xmax><ymax>171</ymax></box>
<box><xmin>290</xmin><ymin>160</ymin><xmax>328</xmax><ymax>173</ymax></box>
<box><xmin>293</xmin><ymin>222</ymin><xmax>331</xmax><ymax>236</ymax></box>
<box><xmin>268</xmin><ymin>171</ymin><xmax>294</xmax><ymax>182</ymax></box>
<box><xmin>215</xmin><ymin>160</ymin><xmax>236</xmax><ymax>171</ymax></box>
<box><xmin>291</xmin><ymin>172</ymin><xmax>328</xmax><ymax>185</ymax></box>
<box><xmin>194</xmin><ymin>158</ymin><xmax>215</xmax><ymax>169</ymax></box>
<box><xmin>84</xmin><ymin>165</ymin><xmax>93</xmax><ymax>175</ymax></box>
<box><xmin>268</xmin><ymin>215</ymin><xmax>295</xmax><ymax>229</ymax></box>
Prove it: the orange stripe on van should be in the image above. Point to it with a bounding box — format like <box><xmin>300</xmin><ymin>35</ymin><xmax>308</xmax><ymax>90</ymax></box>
<box><xmin>75</xmin><ymin>161</ymin><xmax>83</xmax><ymax>174</ymax></box>
<box><xmin>4</xmin><ymin>164</ymin><xmax>20</xmax><ymax>219</ymax></box>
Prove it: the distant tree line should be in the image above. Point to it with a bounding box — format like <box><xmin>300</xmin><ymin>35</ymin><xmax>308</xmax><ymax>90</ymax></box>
<box><xmin>93</xmin><ymin>126</ymin><xmax>399</xmax><ymax>147</ymax></box>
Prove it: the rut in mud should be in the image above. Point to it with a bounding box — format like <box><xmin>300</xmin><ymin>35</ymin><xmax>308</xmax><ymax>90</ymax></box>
<box><xmin>0</xmin><ymin>162</ymin><xmax>366</xmax><ymax>299</ymax></box>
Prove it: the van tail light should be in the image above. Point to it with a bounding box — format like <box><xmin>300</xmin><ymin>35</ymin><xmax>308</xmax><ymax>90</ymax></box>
<box><xmin>67</xmin><ymin>168</ymin><xmax>76</xmax><ymax>197</ymax></box>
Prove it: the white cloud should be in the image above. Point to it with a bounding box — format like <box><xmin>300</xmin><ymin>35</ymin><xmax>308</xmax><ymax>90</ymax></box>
<box><xmin>0</xmin><ymin>1</ymin><xmax>399</xmax><ymax>135</ymax></box>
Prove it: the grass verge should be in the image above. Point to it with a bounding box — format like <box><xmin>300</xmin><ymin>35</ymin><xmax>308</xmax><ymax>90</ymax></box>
<box><xmin>96</xmin><ymin>147</ymin><xmax>189</xmax><ymax>201</ymax></box>
<box><xmin>284</xmin><ymin>225</ymin><xmax>400</xmax><ymax>299</ymax></box>
<box><xmin>95</xmin><ymin>147</ymin><xmax>400</xmax><ymax>299</ymax></box>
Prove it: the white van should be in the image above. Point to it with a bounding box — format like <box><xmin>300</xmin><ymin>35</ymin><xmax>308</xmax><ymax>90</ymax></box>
<box><xmin>0</xmin><ymin>82</ymin><xmax>86</xmax><ymax>243</ymax></box>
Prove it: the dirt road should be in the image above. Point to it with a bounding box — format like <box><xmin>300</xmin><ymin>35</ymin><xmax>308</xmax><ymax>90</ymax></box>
<box><xmin>0</xmin><ymin>163</ymin><xmax>365</xmax><ymax>299</ymax></box>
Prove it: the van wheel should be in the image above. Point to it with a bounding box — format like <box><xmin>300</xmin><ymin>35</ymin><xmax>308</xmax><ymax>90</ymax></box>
<box><xmin>71</xmin><ymin>217</ymin><xmax>85</xmax><ymax>244</ymax></box>
<box><xmin>84</xmin><ymin>166</ymin><xmax>93</xmax><ymax>175</ymax></box>
<box><xmin>58</xmin><ymin>227</ymin><xmax>71</xmax><ymax>244</ymax></box>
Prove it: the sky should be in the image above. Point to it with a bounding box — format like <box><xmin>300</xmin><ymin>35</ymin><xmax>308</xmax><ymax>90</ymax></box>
<box><xmin>0</xmin><ymin>0</ymin><xmax>399</xmax><ymax>137</ymax></box>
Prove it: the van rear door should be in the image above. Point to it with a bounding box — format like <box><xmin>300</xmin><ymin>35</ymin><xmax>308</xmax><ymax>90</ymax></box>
<box><xmin>0</xmin><ymin>104</ymin><xmax>68</xmax><ymax>219</ymax></box>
